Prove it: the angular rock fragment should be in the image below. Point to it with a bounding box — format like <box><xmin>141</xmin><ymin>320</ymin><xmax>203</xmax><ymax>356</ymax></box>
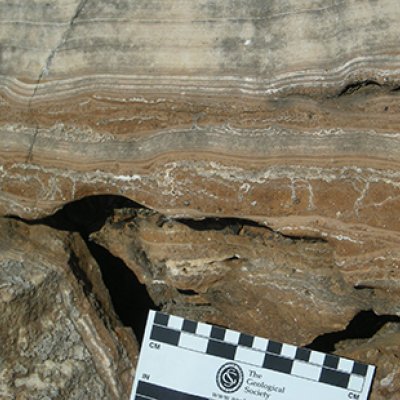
<box><xmin>0</xmin><ymin>218</ymin><xmax>137</xmax><ymax>400</ymax></box>
<box><xmin>92</xmin><ymin>209</ymin><xmax>368</xmax><ymax>345</ymax></box>
<box><xmin>336</xmin><ymin>323</ymin><xmax>400</xmax><ymax>400</ymax></box>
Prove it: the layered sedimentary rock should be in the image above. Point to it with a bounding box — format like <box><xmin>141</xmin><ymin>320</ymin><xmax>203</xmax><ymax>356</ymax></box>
<box><xmin>0</xmin><ymin>218</ymin><xmax>137</xmax><ymax>399</ymax></box>
<box><xmin>2</xmin><ymin>2</ymin><xmax>400</xmax><ymax>299</ymax></box>
<box><xmin>92</xmin><ymin>209</ymin><xmax>369</xmax><ymax>345</ymax></box>
<box><xmin>1</xmin><ymin>0</ymin><xmax>400</xmax><ymax>223</ymax></box>
<box><xmin>2</xmin><ymin>1</ymin><xmax>400</xmax><ymax>399</ymax></box>
<box><xmin>93</xmin><ymin>209</ymin><xmax>400</xmax><ymax>398</ymax></box>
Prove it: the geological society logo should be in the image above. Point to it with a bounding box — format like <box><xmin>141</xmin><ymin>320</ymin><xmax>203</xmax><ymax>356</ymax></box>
<box><xmin>216</xmin><ymin>362</ymin><xmax>244</xmax><ymax>393</ymax></box>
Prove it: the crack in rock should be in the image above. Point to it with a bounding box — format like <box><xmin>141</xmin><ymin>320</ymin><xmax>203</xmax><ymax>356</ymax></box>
<box><xmin>26</xmin><ymin>0</ymin><xmax>89</xmax><ymax>162</ymax></box>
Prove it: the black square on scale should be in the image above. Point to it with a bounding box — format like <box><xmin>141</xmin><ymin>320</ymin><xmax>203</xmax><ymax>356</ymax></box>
<box><xmin>352</xmin><ymin>363</ymin><xmax>368</xmax><ymax>377</ymax></box>
<box><xmin>182</xmin><ymin>319</ymin><xmax>197</xmax><ymax>334</ymax></box>
<box><xmin>210</xmin><ymin>326</ymin><xmax>226</xmax><ymax>340</ymax></box>
<box><xmin>324</xmin><ymin>354</ymin><xmax>339</xmax><ymax>369</ymax></box>
<box><xmin>154</xmin><ymin>312</ymin><xmax>169</xmax><ymax>326</ymax></box>
<box><xmin>295</xmin><ymin>348</ymin><xmax>311</xmax><ymax>362</ymax></box>
<box><xmin>239</xmin><ymin>333</ymin><xmax>254</xmax><ymax>347</ymax></box>
<box><xmin>267</xmin><ymin>341</ymin><xmax>283</xmax><ymax>355</ymax></box>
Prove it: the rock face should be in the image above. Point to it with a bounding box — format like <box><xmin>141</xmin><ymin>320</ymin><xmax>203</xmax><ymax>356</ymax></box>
<box><xmin>1</xmin><ymin>0</ymin><xmax>400</xmax><ymax>227</ymax></box>
<box><xmin>2</xmin><ymin>1</ymin><xmax>400</xmax><ymax>399</ymax></box>
<box><xmin>0</xmin><ymin>218</ymin><xmax>137</xmax><ymax>399</ymax></box>
<box><xmin>92</xmin><ymin>209</ymin><xmax>368</xmax><ymax>345</ymax></box>
<box><xmin>92</xmin><ymin>208</ymin><xmax>400</xmax><ymax>398</ymax></box>
<box><xmin>1</xmin><ymin>1</ymin><xmax>400</xmax><ymax>310</ymax></box>
<box><xmin>336</xmin><ymin>323</ymin><xmax>400</xmax><ymax>399</ymax></box>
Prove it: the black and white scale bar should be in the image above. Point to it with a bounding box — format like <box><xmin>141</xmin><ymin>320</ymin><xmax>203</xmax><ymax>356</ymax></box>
<box><xmin>150</xmin><ymin>311</ymin><xmax>371</xmax><ymax>392</ymax></box>
<box><xmin>135</xmin><ymin>381</ymin><xmax>208</xmax><ymax>400</ymax></box>
<box><xmin>130</xmin><ymin>310</ymin><xmax>375</xmax><ymax>400</ymax></box>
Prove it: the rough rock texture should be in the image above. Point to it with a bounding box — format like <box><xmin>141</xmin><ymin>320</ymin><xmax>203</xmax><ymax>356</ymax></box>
<box><xmin>92</xmin><ymin>208</ymin><xmax>400</xmax><ymax>397</ymax></box>
<box><xmin>0</xmin><ymin>218</ymin><xmax>137</xmax><ymax>399</ymax></box>
<box><xmin>336</xmin><ymin>323</ymin><xmax>400</xmax><ymax>399</ymax></box>
<box><xmin>1</xmin><ymin>1</ymin><xmax>400</xmax><ymax>310</ymax></box>
<box><xmin>2</xmin><ymin>1</ymin><xmax>400</xmax><ymax>399</ymax></box>
<box><xmin>92</xmin><ymin>209</ymin><xmax>369</xmax><ymax>345</ymax></box>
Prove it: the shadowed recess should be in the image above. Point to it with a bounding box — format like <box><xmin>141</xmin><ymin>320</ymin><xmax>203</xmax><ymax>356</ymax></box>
<box><xmin>176</xmin><ymin>217</ymin><xmax>251</xmax><ymax>233</ymax></box>
<box><xmin>28</xmin><ymin>195</ymin><xmax>139</xmax><ymax>236</ymax></box>
<box><xmin>176</xmin><ymin>217</ymin><xmax>326</xmax><ymax>242</ymax></box>
<box><xmin>307</xmin><ymin>310</ymin><xmax>400</xmax><ymax>353</ymax></box>
<box><xmin>8</xmin><ymin>195</ymin><xmax>158</xmax><ymax>343</ymax></box>
<box><xmin>336</xmin><ymin>79</ymin><xmax>382</xmax><ymax>97</ymax></box>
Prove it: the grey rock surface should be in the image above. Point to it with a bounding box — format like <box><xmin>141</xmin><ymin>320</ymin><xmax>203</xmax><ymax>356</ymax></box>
<box><xmin>0</xmin><ymin>219</ymin><xmax>137</xmax><ymax>400</ymax></box>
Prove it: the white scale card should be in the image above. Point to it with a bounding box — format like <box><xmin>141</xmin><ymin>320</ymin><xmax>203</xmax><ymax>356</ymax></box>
<box><xmin>130</xmin><ymin>310</ymin><xmax>375</xmax><ymax>400</ymax></box>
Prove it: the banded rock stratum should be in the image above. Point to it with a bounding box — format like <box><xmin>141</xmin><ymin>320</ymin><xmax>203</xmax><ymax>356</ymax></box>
<box><xmin>1</xmin><ymin>0</ymin><xmax>400</xmax><ymax>398</ymax></box>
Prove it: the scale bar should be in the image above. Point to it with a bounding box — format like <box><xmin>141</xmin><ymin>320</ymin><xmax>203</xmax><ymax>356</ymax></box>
<box><xmin>130</xmin><ymin>311</ymin><xmax>375</xmax><ymax>400</ymax></box>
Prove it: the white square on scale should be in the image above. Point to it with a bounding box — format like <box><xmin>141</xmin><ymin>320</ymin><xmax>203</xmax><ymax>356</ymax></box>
<box><xmin>235</xmin><ymin>346</ymin><xmax>264</xmax><ymax>367</ymax></box>
<box><xmin>348</xmin><ymin>374</ymin><xmax>364</xmax><ymax>392</ymax></box>
<box><xmin>338</xmin><ymin>358</ymin><xmax>354</xmax><ymax>373</ymax></box>
<box><xmin>291</xmin><ymin>360</ymin><xmax>321</xmax><ymax>381</ymax></box>
<box><xmin>309</xmin><ymin>351</ymin><xmax>326</xmax><ymax>366</ymax></box>
<box><xmin>224</xmin><ymin>329</ymin><xmax>240</xmax><ymax>344</ymax></box>
<box><xmin>179</xmin><ymin>332</ymin><xmax>208</xmax><ymax>353</ymax></box>
<box><xmin>280</xmin><ymin>343</ymin><xmax>297</xmax><ymax>359</ymax></box>
<box><xmin>196</xmin><ymin>322</ymin><xmax>212</xmax><ymax>337</ymax></box>
<box><xmin>252</xmin><ymin>336</ymin><xmax>268</xmax><ymax>352</ymax></box>
<box><xmin>168</xmin><ymin>315</ymin><xmax>184</xmax><ymax>330</ymax></box>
